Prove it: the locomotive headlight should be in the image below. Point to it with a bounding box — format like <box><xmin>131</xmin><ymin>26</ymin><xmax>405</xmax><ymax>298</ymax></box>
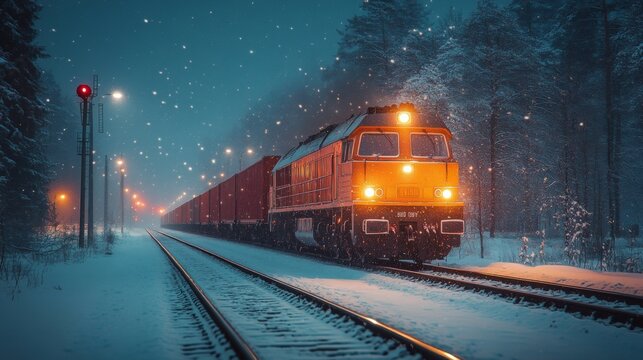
<box><xmin>442</xmin><ymin>189</ymin><xmax>453</xmax><ymax>199</ymax></box>
<box><xmin>402</xmin><ymin>164</ymin><xmax>413</xmax><ymax>174</ymax></box>
<box><xmin>397</xmin><ymin>111</ymin><xmax>411</xmax><ymax>124</ymax></box>
<box><xmin>364</xmin><ymin>187</ymin><xmax>376</xmax><ymax>198</ymax></box>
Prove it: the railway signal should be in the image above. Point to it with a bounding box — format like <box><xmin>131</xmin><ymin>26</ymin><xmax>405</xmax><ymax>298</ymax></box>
<box><xmin>76</xmin><ymin>84</ymin><xmax>91</xmax><ymax>247</ymax></box>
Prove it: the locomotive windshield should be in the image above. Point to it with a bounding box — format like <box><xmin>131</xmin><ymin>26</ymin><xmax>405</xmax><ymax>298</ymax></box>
<box><xmin>358</xmin><ymin>132</ymin><xmax>399</xmax><ymax>157</ymax></box>
<box><xmin>411</xmin><ymin>133</ymin><xmax>449</xmax><ymax>158</ymax></box>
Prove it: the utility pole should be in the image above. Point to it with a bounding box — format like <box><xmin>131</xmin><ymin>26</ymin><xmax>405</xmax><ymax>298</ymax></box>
<box><xmin>76</xmin><ymin>84</ymin><xmax>92</xmax><ymax>247</ymax></box>
<box><xmin>87</xmin><ymin>75</ymin><xmax>98</xmax><ymax>244</ymax></box>
<box><xmin>104</xmin><ymin>155</ymin><xmax>109</xmax><ymax>237</ymax></box>
<box><xmin>120</xmin><ymin>160</ymin><xmax>125</xmax><ymax>235</ymax></box>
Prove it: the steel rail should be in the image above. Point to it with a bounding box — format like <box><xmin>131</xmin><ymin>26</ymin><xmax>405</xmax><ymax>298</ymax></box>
<box><xmin>153</xmin><ymin>228</ymin><xmax>459</xmax><ymax>360</ymax></box>
<box><xmin>375</xmin><ymin>265</ymin><xmax>643</xmax><ymax>329</ymax></box>
<box><xmin>145</xmin><ymin>229</ymin><xmax>258</xmax><ymax>360</ymax></box>
<box><xmin>422</xmin><ymin>263</ymin><xmax>643</xmax><ymax>307</ymax></box>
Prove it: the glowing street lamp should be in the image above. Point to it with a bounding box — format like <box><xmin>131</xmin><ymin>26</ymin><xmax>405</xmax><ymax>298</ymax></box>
<box><xmin>51</xmin><ymin>192</ymin><xmax>68</xmax><ymax>229</ymax></box>
<box><xmin>117</xmin><ymin>156</ymin><xmax>126</xmax><ymax>234</ymax></box>
<box><xmin>110</xmin><ymin>91</ymin><xmax>124</xmax><ymax>100</ymax></box>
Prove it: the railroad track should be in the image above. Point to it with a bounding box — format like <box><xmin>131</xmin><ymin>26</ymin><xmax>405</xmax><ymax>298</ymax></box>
<box><xmin>157</xmin><ymin>228</ymin><xmax>642</xmax><ymax>330</ymax></box>
<box><xmin>148</xmin><ymin>229</ymin><xmax>459</xmax><ymax>360</ymax></box>
<box><xmin>422</xmin><ymin>263</ymin><xmax>643</xmax><ymax>307</ymax></box>
<box><xmin>374</xmin><ymin>264</ymin><xmax>643</xmax><ymax>329</ymax></box>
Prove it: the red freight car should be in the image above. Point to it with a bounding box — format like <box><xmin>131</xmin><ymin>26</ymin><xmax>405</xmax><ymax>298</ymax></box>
<box><xmin>236</xmin><ymin>156</ymin><xmax>280</xmax><ymax>224</ymax></box>
<box><xmin>198</xmin><ymin>192</ymin><xmax>209</xmax><ymax>225</ymax></box>
<box><xmin>209</xmin><ymin>186</ymin><xmax>220</xmax><ymax>224</ymax></box>
<box><xmin>190</xmin><ymin>197</ymin><xmax>199</xmax><ymax>225</ymax></box>
<box><xmin>219</xmin><ymin>175</ymin><xmax>237</xmax><ymax>223</ymax></box>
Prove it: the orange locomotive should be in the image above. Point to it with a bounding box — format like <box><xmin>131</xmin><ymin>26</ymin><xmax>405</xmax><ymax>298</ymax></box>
<box><xmin>162</xmin><ymin>103</ymin><xmax>464</xmax><ymax>263</ymax></box>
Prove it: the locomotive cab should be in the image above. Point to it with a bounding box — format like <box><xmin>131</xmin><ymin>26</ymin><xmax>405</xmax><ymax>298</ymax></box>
<box><xmin>270</xmin><ymin>103</ymin><xmax>464</xmax><ymax>263</ymax></box>
<box><xmin>338</xmin><ymin>105</ymin><xmax>464</xmax><ymax>262</ymax></box>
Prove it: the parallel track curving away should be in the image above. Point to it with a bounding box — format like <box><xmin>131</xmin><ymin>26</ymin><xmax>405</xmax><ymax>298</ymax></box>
<box><xmin>422</xmin><ymin>263</ymin><xmax>643</xmax><ymax>307</ymax></box>
<box><xmin>152</xmin><ymin>228</ymin><xmax>459</xmax><ymax>360</ymax></box>
<box><xmin>374</xmin><ymin>265</ymin><xmax>643</xmax><ymax>329</ymax></box>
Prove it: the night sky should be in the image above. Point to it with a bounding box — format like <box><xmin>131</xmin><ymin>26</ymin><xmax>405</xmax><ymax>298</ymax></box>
<box><xmin>36</xmin><ymin>0</ymin><xmax>478</xmax><ymax>223</ymax></box>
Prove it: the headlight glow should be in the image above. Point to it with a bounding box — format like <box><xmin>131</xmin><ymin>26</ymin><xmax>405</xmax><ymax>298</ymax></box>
<box><xmin>402</xmin><ymin>164</ymin><xmax>413</xmax><ymax>174</ymax></box>
<box><xmin>442</xmin><ymin>189</ymin><xmax>453</xmax><ymax>199</ymax></box>
<box><xmin>397</xmin><ymin>111</ymin><xmax>411</xmax><ymax>124</ymax></box>
<box><xmin>364</xmin><ymin>187</ymin><xmax>376</xmax><ymax>198</ymax></box>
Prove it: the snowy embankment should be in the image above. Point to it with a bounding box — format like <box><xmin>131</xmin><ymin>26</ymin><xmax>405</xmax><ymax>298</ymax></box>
<box><xmin>440</xmin><ymin>234</ymin><xmax>643</xmax><ymax>296</ymax></box>
<box><xmin>161</xmin><ymin>229</ymin><xmax>643</xmax><ymax>360</ymax></box>
<box><xmin>0</xmin><ymin>230</ymin><xmax>230</xmax><ymax>360</ymax></box>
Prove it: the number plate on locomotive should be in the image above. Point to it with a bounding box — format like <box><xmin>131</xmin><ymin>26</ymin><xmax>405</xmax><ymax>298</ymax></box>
<box><xmin>397</xmin><ymin>186</ymin><xmax>420</xmax><ymax>198</ymax></box>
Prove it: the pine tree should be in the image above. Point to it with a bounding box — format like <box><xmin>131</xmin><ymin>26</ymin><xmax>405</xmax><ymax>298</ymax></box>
<box><xmin>0</xmin><ymin>0</ymin><xmax>49</xmax><ymax>245</ymax></box>
<box><xmin>447</xmin><ymin>0</ymin><xmax>540</xmax><ymax>237</ymax></box>
<box><xmin>329</xmin><ymin>0</ymin><xmax>428</xmax><ymax>104</ymax></box>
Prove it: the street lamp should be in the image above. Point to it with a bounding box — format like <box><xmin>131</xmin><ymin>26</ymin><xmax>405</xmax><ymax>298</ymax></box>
<box><xmin>51</xmin><ymin>193</ymin><xmax>67</xmax><ymax>230</ymax></box>
<box><xmin>239</xmin><ymin>148</ymin><xmax>254</xmax><ymax>170</ymax></box>
<box><xmin>97</xmin><ymin>90</ymin><xmax>124</xmax><ymax>240</ymax></box>
<box><xmin>108</xmin><ymin>91</ymin><xmax>124</xmax><ymax>100</ymax></box>
<box><xmin>117</xmin><ymin>157</ymin><xmax>125</xmax><ymax>235</ymax></box>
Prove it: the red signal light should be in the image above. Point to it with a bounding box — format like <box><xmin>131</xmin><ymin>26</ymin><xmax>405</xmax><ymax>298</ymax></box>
<box><xmin>76</xmin><ymin>84</ymin><xmax>92</xmax><ymax>99</ymax></box>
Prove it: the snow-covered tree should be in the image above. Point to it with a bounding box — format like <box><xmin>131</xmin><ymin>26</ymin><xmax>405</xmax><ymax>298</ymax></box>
<box><xmin>328</xmin><ymin>0</ymin><xmax>429</xmax><ymax>104</ymax></box>
<box><xmin>0</xmin><ymin>0</ymin><xmax>50</xmax><ymax>246</ymax></box>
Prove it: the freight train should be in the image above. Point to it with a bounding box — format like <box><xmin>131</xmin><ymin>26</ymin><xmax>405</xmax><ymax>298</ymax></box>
<box><xmin>161</xmin><ymin>103</ymin><xmax>464</xmax><ymax>263</ymax></box>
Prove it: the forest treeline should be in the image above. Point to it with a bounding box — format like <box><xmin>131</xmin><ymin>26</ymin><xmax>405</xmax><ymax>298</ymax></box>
<box><xmin>236</xmin><ymin>0</ymin><xmax>642</xmax><ymax>259</ymax></box>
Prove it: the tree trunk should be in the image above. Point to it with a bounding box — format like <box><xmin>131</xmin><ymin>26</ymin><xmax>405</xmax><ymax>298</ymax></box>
<box><xmin>601</xmin><ymin>0</ymin><xmax>616</xmax><ymax>244</ymax></box>
<box><xmin>489</xmin><ymin>96</ymin><xmax>499</xmax><ymax>238</ymax></box>
<box><xmin>478</xmin><ymin>174</ymin><xmax>484</xmax><ymax>258</ymax></box>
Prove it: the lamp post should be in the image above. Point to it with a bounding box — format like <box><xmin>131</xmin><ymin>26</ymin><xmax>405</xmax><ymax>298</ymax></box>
<box><xmin>117</xmin><ymin>157</ymin><xmax>125</xmax><ymax>235</ymax></box>
<box><xmin>104</xmin><ymin>155</ymin><xmax>109</xmax><ymax>237</ymax></box>
<box><xmin>51</xmin><ymin>193</ymin><xmax>67</xmax><ymax>230</ymax></box>
<box><xmin>242</xmin><ymin>148</ymin><xmax>254</xmax><ymax>170</ymax></box>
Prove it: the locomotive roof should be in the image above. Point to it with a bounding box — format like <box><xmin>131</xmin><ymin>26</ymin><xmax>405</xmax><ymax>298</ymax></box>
<box><xmin>273</xmin><ymin>110</ymin><xmax>449</xmax><ymax>171</ymax></box>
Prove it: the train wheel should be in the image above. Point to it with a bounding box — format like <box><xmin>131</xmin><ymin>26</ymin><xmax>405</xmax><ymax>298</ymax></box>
<box><xmin>353</xmin><ymin>247</ymin><xmax>368</xmax><ymax>267</ymax></box>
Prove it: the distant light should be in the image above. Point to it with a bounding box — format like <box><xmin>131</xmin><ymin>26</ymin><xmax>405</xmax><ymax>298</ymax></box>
<box><xmin>246</xmin><ymin>148</ymin><xmax>254</xmax><ymax>154</ymax></box>
<box><xmin>111</xmin><ymin>91</ymin><xmax>124</xmax><ymax>100</ymax></box>
<box><xmin>124</xmin><ymin>188</ymin><xmax>130</xmax><ymax>193</ymax></box>
<box><xmin>200</xmin><ymin>174</ymin><xmax>205</xmax><ymax>180</ymax></box>
<box><xmin>225</xmin><ymin>148</ymin><xmax>232</xmax><ymax>154</ymax></box>
<box><xmin>116</xmin><ymin>159</ymin><xmax>124</xmax><ymax>166</ymax></box>
<box><xmin>58</xmin><ymin>194</ymin><xmax>67</xmax><ymax>200</ymax></box>
<box><xmin>132</xmin><ymin>194</ymin><xmax>138</xmax><ymax>199</ymax></box>
<box><xmin>159</xmin><ymin>208</ymin><xmax>165</xmax><ymax>214</ymax></box>
<box><xmin>220</xmin><ymin>172</ymin><xmax>225</xmax><ymax>177</ymax></box>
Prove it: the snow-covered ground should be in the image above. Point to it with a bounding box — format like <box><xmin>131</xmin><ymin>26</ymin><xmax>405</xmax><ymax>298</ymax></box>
<box><xmin>440</xmin><ymin>234</ymin><xmax>643</xmax><ymax>296</ymax></box>
<box><xmin>0</xmin><ymin>230</ymin><xmax>232</xmax><ymax>360</ymax></box>
<box><xmin>161</xmin><ymin>229</ymin><xmax>643</xmax><ymax>360</ymax></box>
